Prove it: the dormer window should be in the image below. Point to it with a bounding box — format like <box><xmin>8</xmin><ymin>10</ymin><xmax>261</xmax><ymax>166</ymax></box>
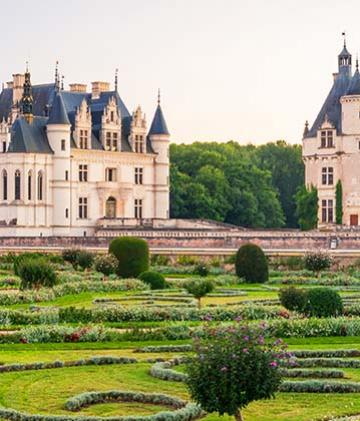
<box><xmin>79</xmin><ymin>129</ymin><xmax>89</xmax><ymax>149</ymax></box>
<box><xmin>320</xmin><ymin>130</ymin><xmax>334</xmax><ymax>148</ymax></box>
<box><xmin>105</xmin><ymin>132</ymin><xmax>118</xmax><ymax>151</ymax></box>
<box><xmin>135</xmin><ymin>135</ymin><xmax>144</xmax><ymax>153</ymax></box>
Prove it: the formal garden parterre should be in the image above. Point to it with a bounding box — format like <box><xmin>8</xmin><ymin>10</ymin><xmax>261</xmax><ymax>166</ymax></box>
<box><xmin>3</xmin><ymin>241</ymin><xmax>360</xmax><ymax>420</ymax></box>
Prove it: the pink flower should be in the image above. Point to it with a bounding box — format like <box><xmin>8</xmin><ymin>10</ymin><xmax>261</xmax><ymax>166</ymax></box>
<box><xmin>243</xmin><ymin>336</ymin><xmax>249</xmax><ymax>341</ymax></box>
<box><xmin>270</xmin><ymin>361</ymin><xmax>277</xmax><ymax>368</ymax></box>
<box><xmin>220</xmin><ymin>366</ymin><xmax>228</xmax><ymax>372</ymax></box>
<box><xmin>243</xmin><ymin>348</ymin><xmax>249</xmax><ymax>353</ymax></box>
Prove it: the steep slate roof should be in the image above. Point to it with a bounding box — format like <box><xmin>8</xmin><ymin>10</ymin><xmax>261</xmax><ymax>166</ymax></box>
<box><xmin>346</xmin><ymin>67</ymin><xmax>360</xmax><ymax>95</ymax></box>
<box><xmin>8</xmin><ymin>116</ymin><xmax>53</xmax><ymax>153</ymax></box>
<box><xmin>149</xmin><ymin>104</ymin><xmax>170</xmax><ymax>135</ymax></box>
<box><xmin>47</xmin><ymin>93</ymin><xmax>70</xmax><ymax>125</ymax></box>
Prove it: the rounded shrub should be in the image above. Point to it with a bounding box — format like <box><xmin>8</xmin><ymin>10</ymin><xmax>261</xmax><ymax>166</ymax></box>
<box><xmin>305</xmin><ymin>287</ymin><xmax>343</xmax><ymax>317</ymax></box>
<box><xmin>62</xmin><ymin>249</ymin><xmax>81</xmax><ymax>267</ymax></box>
<box><xmin>139</xmin><ymin>271</ymin><xmax>167</xmax><ymax>290</ymax></box>
<box><xmin>76</xmin><ymin>251</ymin><xmax>94</xmax><ymax>270</ymax></box>
<box><xmin>94</xmin><ymin>254</ymin><xmax>117</xmax><ymax>276</ymax></box>
<box><xmin>18</xmin><ymin>258</ymin><xmax>57</xmax><ymax>290</ymax></box>
<box><xmin>193</xmin><ymin>263</ymin><xmax>209</xmax><ymax>277</ymax></box>
<box><xmin>304</xmin><ymin>251</ymin><xmax>332</xmax><ymax>275</ymax></box>
<box><xmin>184</xmin><ymin>279</ymin><xmax>214</xmax><ymax>308</ymax></box>
<box><xmin>235</xmin><ymin>243</ymin><xmax>268</xmax><ymax>283</ymax></box>
<box><xmin>279</xmin><ymin>286</ymin><xmax>308</xmax><ymax>312</ymax></box>
<box><xmin>109</xmin><ymin>236</ymin><xmax>149</xmax><ymax>278</ymax></box>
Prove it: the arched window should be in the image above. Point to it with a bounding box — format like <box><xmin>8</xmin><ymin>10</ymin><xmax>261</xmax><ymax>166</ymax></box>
<box><xmin>28</xmin><ymin>171</ymin><xmax>32</xmax><ymax>200</ymax></box>
<box><xmin>14</xmin><ymin>170</ymin><xmax>21</xmax><ymax>200</ymax></box>
<box><xmin>2</xmin><ymin>170</ymin><xmax>7</xmax><ymax>201</ymax></box>
<box><xmin>37</xmin><ymin>171</ymin><xmax>43</xmax><ymax>201</ymax></box>
<box><xmin>105</xmin><ymin>196</ymin><xmax>116</xmax><ymax>218</ymax></box>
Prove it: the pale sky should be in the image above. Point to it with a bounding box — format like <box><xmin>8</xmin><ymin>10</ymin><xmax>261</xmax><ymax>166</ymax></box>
<box><xmin>0</xmin><ymin>0</ymin><xmax>359</xmax><ymax>144</ymax></box>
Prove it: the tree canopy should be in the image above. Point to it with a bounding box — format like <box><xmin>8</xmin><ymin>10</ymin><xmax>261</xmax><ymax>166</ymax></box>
<box><xmin>170</xmin><ymin>141</ymin><xmax>304</xmax><ymax>228</ymax></box>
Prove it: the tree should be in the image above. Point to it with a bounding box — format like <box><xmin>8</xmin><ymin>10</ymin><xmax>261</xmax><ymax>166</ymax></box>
<box><xmin>184</xmin><ymin>279</ymin><xmax>214</xmax><ymax>308</ymax></box>
<box><xmin>235</xmin><ymin>243</ymin><xmax>268</xmax><ymax>283</ymax></box>
<box><xmin>186</xmin><ymin>323</ymin><xmax>287</xmax><ymax>421</ymax></box>
<box><xmin>336</xmin><ymin>180</ymin><xmax>343</xmax><ymax>225</ymax></box>
<box><xmin>295</xmin><ymin>185</ymin><xmax>318</xmax><ymax>230</ymax></box>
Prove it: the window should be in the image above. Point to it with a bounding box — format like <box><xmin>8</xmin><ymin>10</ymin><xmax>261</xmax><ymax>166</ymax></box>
<box><xmin>79</xmin><ymin>129</ymin><xmax>89</xmax><ymax>149</ymax></box>
<box><xmin>112</xmin><ymin>132</ymin><xmax>118</xmax><ymax>151</ymax></box>
<box><xmin>14</xmin><ymin>170</ymin><xmax>21</xmax><ymax>200</ymax></box>
<box><xmin>322</xmin><ymin>167</ymin><xmax>334</xmax><ymax>185</ymax></box>
<box><xmin>135</xmin><ymin>135</ymin><xmax>144</xmax><ymax>153</ymax></box>
<box><xmin>134</xmin><ymin>198</ymin><xmax>143</xmax><ymax>219</ymax></box>
<box><xmin>106</xmin><ymin>132</ymin><xmax>111</xmax><ymax>150</ymax></box>
<box><xmin>105</xmin><ymin>168</ymin><xmax>116</xmax><ymax>182</ymax></box>
<box><xmin>79</xmin><ymin>164</ymin><xmax>88</xmax><ymax>182</ymax></box>
<box><xmin>2</xmin><ymin>170</ymin><xmax>7</xmax><ymax>201</ymax></box>
<box><xmin>61</xmin><ymin>139</ymin><xmax>66</xmax><ymax>151</ymax></box>
<box><xmin>320</xmin><ymin>130</ymin><xmax>334</xmax><ymax>148</ymax></box>
<box><xmin>110</xmin><ymin>111</ymin><xmax>114</xmax><ymax>122</ymax></box>
<box><xmin>78</xmin><ymin>197</ymin><xmax>88</xmax><ymax>219</ymax></box>
<box><xmin>322</xmin><ymin>199</ymin><xmax>334</xmax><ymax>223</ymax></box>
<box><xmin>105</xmin><ymin>132</ymin><xmax>118</xmax><ymax>151</ymax></box>
<box><xmin>37</xmin><ymin>172</ymin><xmax>43</xmax><ymax>201</ymax></box>
<box><xmin>65</xmin><ymin>170</ymin><xmax>69</xmax><ymax>181</ymax></box>
<box><xmin>2</xmin><ymin>142</ymin><xmax>6</xmax><ymax>153</ymax></box>
<box><xmin>28</xmin><ymin>171</ymin><xmax>32</xmax><ymax>200</ymax></box>
<box><xmin>135</xmin><ymin>167</ymin><xmax>143</xmax><ymax>185</ymax></box>
<box><xmin>65</xmin><ymin>208</ymin><xmax>69</xmax><ymax>218</ymax></box>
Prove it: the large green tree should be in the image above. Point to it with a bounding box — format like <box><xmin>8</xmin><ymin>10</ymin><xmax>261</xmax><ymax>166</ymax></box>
<box><xmin>295</xmin><ymin>185</ymin><xmax>318</xmax><ymax>230</ymax></box>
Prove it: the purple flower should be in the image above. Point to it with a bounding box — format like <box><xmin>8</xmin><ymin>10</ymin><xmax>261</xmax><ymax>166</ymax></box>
<box><xmin>270</xmin><ymin>361</ymin><xmax>277</xmax><ymax>368</ymax></box>
<box><xmin>258</xmin><ymin>335</ymin><xmax>265</xmax><ymax>345</ymax></box>
<box><xmin>243</xmin><ymin>336</ymin><xmax>249</xmax><ymax>341</ymax></box>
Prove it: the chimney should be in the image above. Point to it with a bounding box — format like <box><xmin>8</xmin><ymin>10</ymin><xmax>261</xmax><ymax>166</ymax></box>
<box><xmin>91</xmin><ymin>81</ymin><xmax>110</xmax><ymax>99</ymax></box>
<box><xmin>69</xmin><ymin>83</ymin><xmax>87</xmax><ymax>93</ymax></box>
<box><xmin>12</xmin><ymin>74</ymin><xmax>25</xmax><ymax>105</ymax></box>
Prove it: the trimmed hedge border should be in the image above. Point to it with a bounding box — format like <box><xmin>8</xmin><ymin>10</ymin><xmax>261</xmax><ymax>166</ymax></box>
<box><xmin>292</xmin><ymin>349</ymin><xmax>360</xmax><ymax>358</ymax></box>
<box><xmin>280</xmin><ymin>369</ymin><xmax>344</xmax><ymax>379</ymax></box>
<box><xmin>150</xmin><ymin>359</ymin><xmax>187</xmax><ymax>382</ymax></box>
<box><xmin>135</xmin><ymin>345</ymin><xmax>193</xmax><ymax>353</ymax></box>
<box><xmin>289</xmin><ymin>358</ymin><xmax>360</xmax><ymax>369</ymax></box>
<box><xmin>279</xmin><ymin>380</ymin><xmax>360</xmax><ymax>393</ymax></box>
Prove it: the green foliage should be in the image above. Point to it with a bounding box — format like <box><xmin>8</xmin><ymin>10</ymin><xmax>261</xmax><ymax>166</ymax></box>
<box><xmin>76</xmin><ymin>251</ymin><xmax>94</xmax><ymax>270</ymax></box>
<box><xmin>304</xmin><ymin>251</ymin><xmax>332</xmax><ymax>274</ymax></box>
<box><xmin>295</xmin><ymin>185</ymin><xmax>318</xmax><ymax>230</ymax></box>
<box><xmin>177</xmin><ymin>255</ymin><xmax>200</xmax><ymax>266</ymax></box>
<box><xmin>305</xmin><ymin>288</ymin><xmax>343</xmax><ymax>318</ymax></box>
<box><xmin>184</xmin><ymin>279</ymin><xmax>214</xmax><ymax>308</ymax></box>
<box><xmin>94</xmin><ymin>254</ymin><xmax>117</xmax><ymax>276</ymax></box>
<box><xmin>170</xmin><ymin>141</ymin><xmax>286</xmax><ymax>228</ymax></box>
<box><xmin>279</xmin><ymin>287</ymin><xmax>307</xmax><ymax>312</ymax></box>
<box><xmin>138</xmin><ymin>271</ymin><xmax>167</xmax><ymax>290</ymax></box>
<box><xmin>13</xmin><ymin>252</ymin><xmax>44</xmax><ymax>276</ymax></box>
<box><xmin>18</xmin><ymin>258</ymin><xmax>57</xmax><ymax>290</ymax></box>
<box><xmin>150</xmin><ymin>254</ymin><xmax>170</xmax><ymax>266</ymax></box>
<box><xmin>62</xmin><ymin>249</ymin><xmax>81</xmax><ymax>266</ymax></box>
<box><xmin>193</xmin><ymin>263</ymin><xmax>209</xmax><ymax>277</ymax></box>
<box><xmin>336</xmin><ymin>180</ymin><xmax>343</xmax><ymax>225</ymax></box>
<box><xmin>109</xmin><ymin>236</ymin><xmax>149</xmax><ymax>278</ymax></box>
<box><xmin>235</xmin><ymin>243</ymin><xmax>269</xmax><ymax>283</ymax></box>
<box><xmin>186</xmin><ymin>324</ymin><xmax>285</xmax><ymax>420</ymax></box>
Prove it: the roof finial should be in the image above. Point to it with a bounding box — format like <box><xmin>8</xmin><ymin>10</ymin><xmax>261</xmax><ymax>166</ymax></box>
<box><xmin>342</xmin><ymin>31</ymin><xmax>347</xmax><ymax>48</ymax></box>
<box><xmin>25</xmin><ymin>61</ymin><xmax>29</xmax><ymax>73</ymax></box>
<box><xmin>157</xmin><ymin>88</ymin><xmax>161</xmax><ymax>105</ymax></box>
<box><xmin>303</xmin><ymin>120</ymin><xmax>309</xmax><ymax>137</ymax></box>
<box><xmin>356</xmin><ymin>54</ymin><xmax>359</xmax><ymax>71</ymax></box>
<box><xmin>61</xmin><ymin>75</ymin><xmax>64</xmax><ymax>91</ymax></box>
<box><xmin>115</xmin><ymin>68</ymin><xmax>118</xmax><ymax>92</ymax></box>
<box><xmin>55</xmin><ymin>61</ymin><xmax>60</xmax><ymax>92</ymax></box>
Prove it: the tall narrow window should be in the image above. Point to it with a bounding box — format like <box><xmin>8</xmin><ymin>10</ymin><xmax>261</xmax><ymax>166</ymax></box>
<box><xmin>112</xmin><ymin>132</ymin><xmax>118</xmax><ymax>151</ymax></box>
<box><xmin>79</xmin><ymin>130</ymin><xmax>89</xmax><ymax>149</ymax></box>
<box><xmin>2</xmin><ymin>170</ymin><xmax>7</xmax><ymax>201</ymax></box>
<box><xmin>105</xmin><ymin>168</ymin><xmax>116</xmax><ymax>182</ymax></box>
<box><xmin>61</xmin><ymin>139</ymin><xmax>66</xmax><ymax>151</ymax></box>
<box><xmin>79</xmin><ymin>197</ymin><xmax>88</xmax><ymax>219</ymax></box>
<box><xmin>320</xmin><ymin>130</ymin><xmax>334</xmax><ymax>148</ymax></box>
<box><xmin>37</xmin><ymin>172</ymin><xmax>43</xmax><ymax>201</ymax></box>
<box><xmin>135</xmin><ymin>135</ymin><xmax>144</xmax><ymax>153</ymax></box>
<box><xmin>79</xmin><ymin>164</ymin><xmax>88</xmax><ymax>182</ymax></box>
<box><xmin>14</xmin><ymin>170</ymin><xmax>21</xmax><ymax>200</ymax></box>
<box><xmin>65</xmin><ymin>208</ymin><xmax>69</xmax><ymax>218</ymax></box>
<box><xmin>28</xmin><ymin>171</ymin><xmax>32</xmax><ymax>200</ymax></box>
<box><xmin>134</xmin><ymin>198</ymin><xmax>143</xmax><ymax>219</ymax></box>
<box><xmin>135</xmin><ymin>167</ymin><xmax>143</xmax><ymax>185</ymax></box>
<box><xmin>106</xmin><ymin>132</ymin><xmax>111</xmax><ymax>150</ymax></box>
<box><xmin>2</xmin><ymin>142</ymin><xmax>6</xmax><ymax>153</ymax></box>
<box><xmin>322</xmin><ymin>199</ymin><xmax>334</xmax><ymax>223</ymax></box>
<box><xmin>65</xmin><ymin>170</ymin><xmax>69</xmax><ymax>181</ymax></box>
<box><xmin>322</xmin><ymin>167</ymin><xmax>334</xmax><ymax>185</ymax></box>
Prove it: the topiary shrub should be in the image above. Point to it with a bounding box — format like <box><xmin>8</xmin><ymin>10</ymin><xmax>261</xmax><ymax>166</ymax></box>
<box><xmin>138</xmin><ymin>271</ymin><xmax>168</xmax><ymax>290</ymax></box>
<box><xmin>235</xmin><ymin>243</ymin><xmax>268</xmax><ymax>283</ymax></box>
<box><xmin>193</xmin><ymin>263</ymin><xmax>209</xmax><ymax>277</ymax></box>
<box><xmin>305</xmin><ymin>287</ymin><xmax>343</xmax><ymax>317</ymax></box>
<box><xmin>18</xmin><ymin>258</ymin><xmax>57</xmax><ymax>290</ymax></box>
<box><xmin>109</xmin><ymin>236</ymin><xmax>149</xmax><ymax>278</ymax></box>
<box><xmin>94</xmin><ymin>254</ymin><xmax>117</xmax><ymax>276</ymax></box>
<box><xmin>62</xmin><ymin>249</ymin><xmax>81</xmax><ymax>267</ymax></box>
<box><xmin>76</xmin><ymin>251</ymin><xmax>94</xmax><ymax>271</ymax></box>
<box><xmin>279</xmin><ymin>286</ymin><xmax>308</xmax><ymax>312</ymax></box>
<box><xmin>304</xmin><ymin>251</ymin><xmax>332</xmax><ymax>276</ymax></box>
<box><xmin>184</xmin><ymin>279</ymin><xmax>214</xmax><ymax>308</ymax></box>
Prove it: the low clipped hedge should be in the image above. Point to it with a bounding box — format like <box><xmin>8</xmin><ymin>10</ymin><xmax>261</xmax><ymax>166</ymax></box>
<box><xmin>150</xmin><ymin>359</ymin><xmax>187</xmax><ymax>382</ymax></box>
<box><xmin>138</xmin><ymin>271</ymin><xmax>168</xmax><ymax>290</ymax></box>
<box><xmin>279</xmin><ymin>380</ymin><xmax>360</xmax><ymax>393</ymax></box>
<box><xmin>280</xmin><ymin>369</ymin><xmax>344</xmax><ymax>378</ymax></box>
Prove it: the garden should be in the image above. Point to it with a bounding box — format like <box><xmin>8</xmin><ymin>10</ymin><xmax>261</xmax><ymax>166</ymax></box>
<box><xmin>2</xmin><ymin>239</ymin><xmax>360</xmax><ymax>420</ymax></box>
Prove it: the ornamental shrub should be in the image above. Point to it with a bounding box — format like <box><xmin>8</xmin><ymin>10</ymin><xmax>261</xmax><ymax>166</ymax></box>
<box><xmin>138</xmin><ymin>271</ymin><xmax>167</xmax><ymax>290</ymax></box>
<box><xmin>94</xmin><ymin>254</ymin><xmax>117</xmax><ymax>276</ymax></box>
<box><xmin>18</xmin><ymin>258</ymin><xmax>57</xmax><ymax>290</ymax></box>
<box><xmin>186</xmin><ymin>324</ymin><xmax>288</xmax><ymax>421</ymax></box>
<box><xmin>304</xmin><ymin>251</ymin><xmax>332</xmax><ymax>275</ymax></box>
<box><xmin>13</xmin><ymin>252</ymin><xmax>43</xmax><ymax>276</ymax></box>
<box><xmin>184</xmin><ymin>279</ymin><xmax>214</xmax><ymax>308</ymax></box>
<box><xmin>193</xmin><ymin>263</ymin><xmax>209</xmax><ymax>277</ymax></box>
<box><xmin>76</xmin><ymin>251</ymin><xmax>94</xmax><ymax>270</ymax></box>
<box><xmin>109</xmin><ymin>237</ymin><xmax>149</xmax><ymax>278</ymax></box>
<box><xmin>305</xmin><ymin>287</ymin><xmax>343</xmax><ymax>317</ymax></box>
<box><xmin>279</xmin><ymin>287</ymin><xmax>307</xmax><ymax>312</ymax></box>
<box><xmin>62</xmin><ymin>249</ymin><xmax>81</xmax><ymax>267</ymax></box>
<box><xmin>235</xmin><ymin>243</ymin><xmax>268</xmax><ymax>283</ymax></box>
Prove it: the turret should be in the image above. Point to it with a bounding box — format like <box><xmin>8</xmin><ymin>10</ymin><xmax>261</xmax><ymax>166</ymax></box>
<box><xmin>338</xmin><ymin>34</ymin><xmax>352</xmax><ymax>77</ymax></box>
<box><xmin>21</xmin><ymin>65</ymin><xmax>33</xmax><ymax>124</ymax></box>
<box><xmin>148</xmin><ymin>90</ymin><xmax>170</xmax><ymax>219</ymax></box>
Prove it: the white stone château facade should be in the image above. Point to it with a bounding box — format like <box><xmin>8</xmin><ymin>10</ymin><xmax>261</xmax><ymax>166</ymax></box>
<box><xmin>0</xmin><ymin>68</ymin><xmax>170</xmax><ymax>236</ymax></box>
<box><xmin>303</xmin><ymin>38</ymin><xmax>360</xmax><ymax>227</ymax></box>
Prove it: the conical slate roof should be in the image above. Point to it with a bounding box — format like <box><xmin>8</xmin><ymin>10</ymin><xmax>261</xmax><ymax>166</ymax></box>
<box><xmin>346</xmin><ymin>66</ymin><xmax>360</xmax><ymax>95</ymax></box>
<box><xmin>149</xmin><ymin>104</ymin><xmax>169</xmax><ymax>135</ymax></box>
<box><xmin>48</xmin><ymin>93</ymin><xmax>70</xmax><ymax>125</ymax></box>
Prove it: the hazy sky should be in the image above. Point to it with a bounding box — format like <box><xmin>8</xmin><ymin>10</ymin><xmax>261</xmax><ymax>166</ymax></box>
<box><xmin>0</xmin><ymin>0</ymin><xmax>359</xmax><ymax>144</ymax></box>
